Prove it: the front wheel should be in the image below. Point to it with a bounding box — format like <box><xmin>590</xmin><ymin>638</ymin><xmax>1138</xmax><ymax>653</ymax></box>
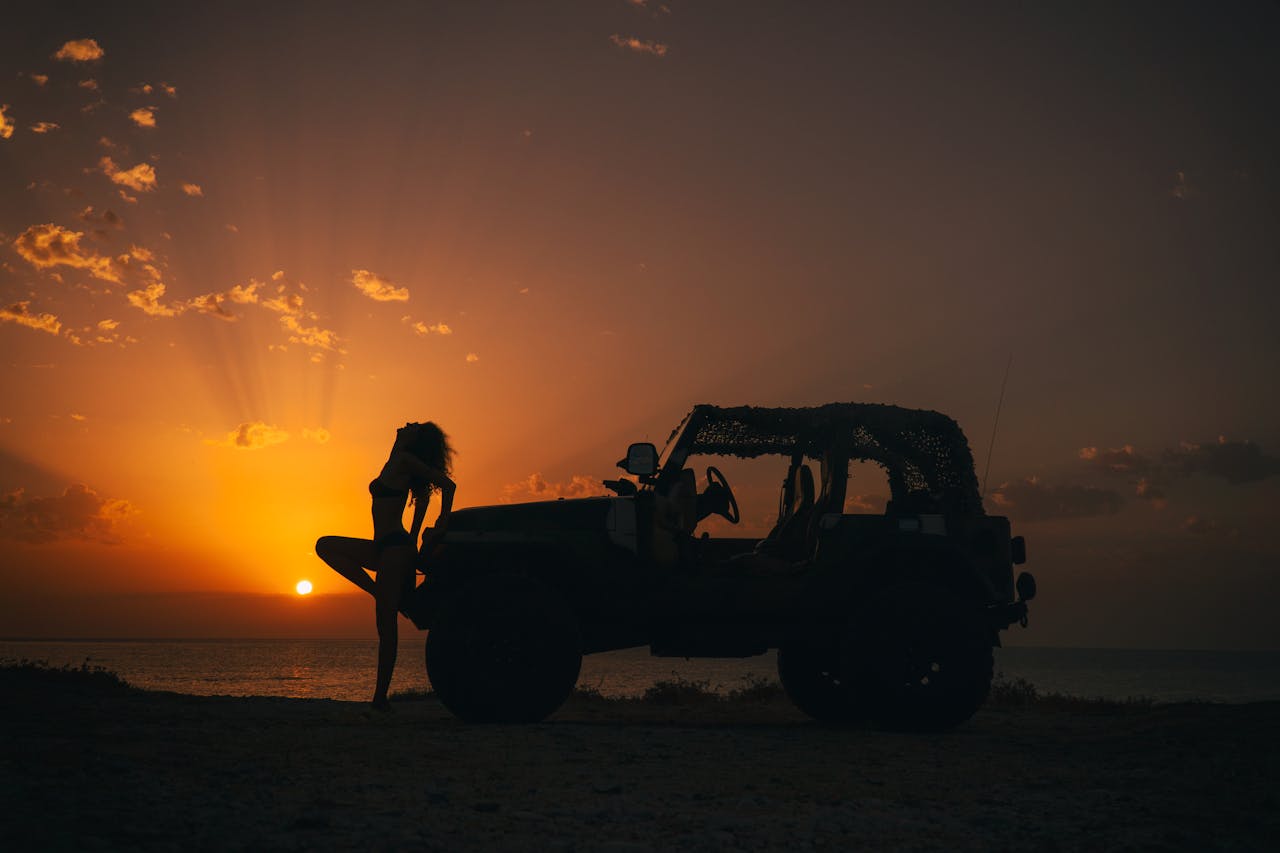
<box><xmin>777</xmin><ymin>642</ymin><xmax>864</xmax><ymax>725</ymax></box>
<box><xmin>847</xmin><ymin>583</ymin><xmax>994</xmax><ymax>731</ymax></box>
<box><xmin>426</xmin><ymin>574</ymin><xmax>582</xmax><ymax>723</ymax></box>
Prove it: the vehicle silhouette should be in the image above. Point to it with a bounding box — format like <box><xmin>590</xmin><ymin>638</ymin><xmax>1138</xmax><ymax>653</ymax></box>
<box><xmin>404</xmin><ymin>403</ymin><xmax>1035</xmax><ymax>728</ymax></box>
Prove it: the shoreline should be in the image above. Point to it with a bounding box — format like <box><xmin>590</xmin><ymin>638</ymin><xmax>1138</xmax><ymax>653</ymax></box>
<box><xmin>3</xmin><ymin>665</ymin><xmax>1278</xmax><ymax>850</ymax></box>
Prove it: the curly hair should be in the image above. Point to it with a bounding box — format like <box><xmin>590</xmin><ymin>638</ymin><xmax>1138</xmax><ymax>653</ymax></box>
<box><xmin>409</xmin><ymin>421</ymin><xmax>455</xmax><ymax>477</ymax></box>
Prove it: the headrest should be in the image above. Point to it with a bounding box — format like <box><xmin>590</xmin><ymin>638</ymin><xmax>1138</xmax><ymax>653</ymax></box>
<box><xmin>792</xmin><ymin>464</ymin><xmax>814</xmax><ymax>512</ymax></box>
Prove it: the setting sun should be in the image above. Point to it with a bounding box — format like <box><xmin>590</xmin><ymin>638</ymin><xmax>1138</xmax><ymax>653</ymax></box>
<box><xmin>295</xmin><ymin>580</ymin><xmax>313</xmax><ymax>596</ymax></box>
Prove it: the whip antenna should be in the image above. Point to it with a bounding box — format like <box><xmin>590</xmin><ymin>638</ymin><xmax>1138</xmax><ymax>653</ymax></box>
<box><xmin>980</xmin><ymin>354</ymin><xmax>1013</xmax><ymax>499</ymax></box>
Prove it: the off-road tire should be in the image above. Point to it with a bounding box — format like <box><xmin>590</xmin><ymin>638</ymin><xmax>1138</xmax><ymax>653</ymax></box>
<box><xmin>777</xmin><ymin>642</ymin><xmax>865</xmax><ymax>725</ymax></box>
<box><xmin>426</xmin><ymin>573</ymin><xmax>582</xmax><ymax>723</ymax></box>
<box><xmin>847</xmin><ymin>582</ymin><xmax>993</xmax><ymax>731</ymax></box>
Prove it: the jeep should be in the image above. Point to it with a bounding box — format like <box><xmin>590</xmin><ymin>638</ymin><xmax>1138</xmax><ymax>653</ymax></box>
<box><xmin>404</xmin><ymin>403</ymin><xmax>1035</xmax><ymax>728</ymax></box>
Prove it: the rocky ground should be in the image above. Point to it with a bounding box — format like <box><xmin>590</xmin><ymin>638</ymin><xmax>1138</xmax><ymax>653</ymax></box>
<box><xmin>2</xmin><ymin>665</ymin><xmax>1277</xmax><ymax>851</ymax></box>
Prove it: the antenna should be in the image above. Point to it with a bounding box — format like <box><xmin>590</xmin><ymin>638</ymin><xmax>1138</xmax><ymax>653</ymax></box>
<box><xmin>980</xmin><ymin>354</ymin><xmax>1013</xmax><ymax>499</ymax></box>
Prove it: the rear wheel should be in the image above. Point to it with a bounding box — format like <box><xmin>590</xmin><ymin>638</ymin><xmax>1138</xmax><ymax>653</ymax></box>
<box><xmin>426</xmin><ymin>573</ymin><xmax>582</xmax><ymax>723</ymax></box>
<box><xmin>848</xmin><ymin>583</ymin><xmax>993</xmax><ymax>731</ymax></box>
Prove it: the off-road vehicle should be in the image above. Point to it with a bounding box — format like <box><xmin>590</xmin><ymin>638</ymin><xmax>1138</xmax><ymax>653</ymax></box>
<box><xmin>404</xmin><ymin>403</ymin><xmax>1035</xmax><ymax>729</ymax></box>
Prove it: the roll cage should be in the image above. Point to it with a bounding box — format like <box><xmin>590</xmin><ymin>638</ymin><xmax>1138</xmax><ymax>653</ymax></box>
<box><xmin>655</xmin><ymin>403</ymin><xmax>984</xmax><ymax>516</ymax></box>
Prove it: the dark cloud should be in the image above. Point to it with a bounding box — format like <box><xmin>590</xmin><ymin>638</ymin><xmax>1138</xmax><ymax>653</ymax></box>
<box><xmin>1163</xmin><ymin>438</ymin><xmax>1280</xmax><ymax>485</ymax></box>
<box><xmin>1077</xmin><ymin>438</ymin><xmax>1280</xmax><ymax>508</ymax></box>
<box><xmin>0</xmin><ymin>484</ymin><xmax>135</xmax><ymax>544</ymax></box>
<box><xmin>989</xmin><ymin>477</ymin><xmax>1123</xmax><ymax>522</ymax></box>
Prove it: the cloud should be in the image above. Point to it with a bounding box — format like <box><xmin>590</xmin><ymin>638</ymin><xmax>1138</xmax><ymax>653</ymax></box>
<box><xmin>1134</xmin><ymin>477</ymin><xmax>1167</xmax><ymax>510</ymax></box>
<box><xmin>302</xmin><ymin>427</ymin><xmax>331</xmax><ymax>444</ymax></box>
<box><xmin>185</xmin><ymin>292</ymin><xmax>239</xmax><ymax>321</ymax></box>
<box><xmin>502</xmin><ymin>473</ymin><xmax>609</xmax><ymax>503</ymax></box>
<box><xmin>100</xmin><ymin>156</ymin><xmax>157</xmax><ymax>192</ymax></box>
<box><xmin>1080</xmin><ymin>436</ymin><xmax>1280</xmax><ymax>495</ymax></box>
<box><xmin>404</xmin><ymin>317</ymin><xmax>451</xmax><ymax>336</ymax></box>
<box><xmin>609</xmin><ymin>34</ymin><xmax>669</xmax><ymax>57</ymax></box>
<box><xmin>0</xmin><ymin>302</ymin><xmax>62</xmax><ymax>336</ymax></box>
<box><xmin>1170</xmin><ymin>170</ymin><xmax>1193</xmax><ymax>201</ymax></box>
<box><xmin>465</xmin><ymin>352</ymin><xmax>479</xmax><ymax>363</ymax></box>
<box><xmin>281</xmin><ymin>314</ymin><xmax>342</xmax><ymax>351</ymax></box>
<box><xmin>1164</xmin><ymin>437</ymin><xmax>1280</xmax><ymax>484</ymax></box>
<box><xmin>76</xmin><ymin>206</ymin><xmax>124</xmax><ymax>240</ymax></box>
<box><xmin>0</xmin><ymin>483</ymin><xmax>135</xmax><ymax>544</ymax></box>
<box><xmin>78</xmin><ymin>79</ymin><xmax>99</xmax><ymax>92</ymax></box>
<box><xmin>989</xmin><ymin>477</ymin><xmax>1123</xmax><ymax>522</ymax></box>
<box><xmin>126</xmin><ymin>282</ymin><xmax>178</xmax><ymax>317</ymax></box>
<box><xmin>129</xmin><ymin>108</ymin><xmax>157</xmax><ymax>128</ymax></box>
<box><xmin>1078</xmin><ymin>444</ymin><xmax>1152</xmax><ymax>475</ymax></box>
<box><xmin>843</xmin><ymin>493</ymin><xmax>888</xmax><ymax>513</ymax></box>
<box><xmin>53</xmin><ymin>39</ymin><xmax>105</xmax><ymax>62</ymax></box>
<box><xmin>13</xmin><ymin>223</ymin><xmax>122</xmax><ymax>282</ymax></box>
<box><xmin>207</xmin><ymin>421</ymin><xmax>290</xmax><ymax>450</ymax></box>
<box><xmin>351</xmin><ymin>269</ymin><xmax>409</xmax><ymax>302</ymax></box>
<box><xmin>27</xmin><ymin>73</ymin><xmax>49</xmax><ymax>86</ymax></box>
<box><xmin>1179</xmin><ymin>515</ymin><xmax>1237</xmax><ymax>539</ymax></box>
<box><xmin>0</xmin><ymin>104</ymin><xmax>13</xmax><ymax>140</ymax></box>
<box><xmin>180</xmin><ymin>182</ymin><xmax>203</xmax><ymax>197</ymax></box>
<box><xmin>30</xmin><ymin>121</ymin><xmax>60</xmax><ymax>134</ymax></box>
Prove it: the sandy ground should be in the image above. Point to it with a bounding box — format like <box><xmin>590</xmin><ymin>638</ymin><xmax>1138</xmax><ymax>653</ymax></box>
<box><xmin>2</xmin><ymin>670</ymin><xmax>1278</xmax><ymax>852</ymax></box>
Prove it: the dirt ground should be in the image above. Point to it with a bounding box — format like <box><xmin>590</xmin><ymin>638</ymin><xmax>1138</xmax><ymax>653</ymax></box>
<box><xmin>2</xmin><ymin>670</ymin><xmax>1277</xmax><ymax>852</ymax></box>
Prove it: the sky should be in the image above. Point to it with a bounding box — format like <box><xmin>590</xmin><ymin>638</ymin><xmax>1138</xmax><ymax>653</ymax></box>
<box><xmin>1</xmin><ymin>1</ymin><xmax>1278</xmax><ymax>647</ymax></box>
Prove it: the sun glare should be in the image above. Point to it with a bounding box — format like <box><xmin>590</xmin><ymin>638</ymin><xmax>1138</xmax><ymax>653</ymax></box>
<box><xmin>295</xmin><ymin>579</ymin><xmax>313</xmax><ymax>595</ymax></box>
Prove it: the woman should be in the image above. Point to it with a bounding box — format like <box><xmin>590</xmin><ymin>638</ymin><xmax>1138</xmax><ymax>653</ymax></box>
<box><xmin>316</xmin><ymin>421</ymin><xmax>455</xmax><ymax>710</ymax></box>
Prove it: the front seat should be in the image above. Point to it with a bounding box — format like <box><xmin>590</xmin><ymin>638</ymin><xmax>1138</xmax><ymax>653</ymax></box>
<box><xmin>756</xmin><ymin>463</ymin><xmax>814</xmax><ymax>559</ymax></box>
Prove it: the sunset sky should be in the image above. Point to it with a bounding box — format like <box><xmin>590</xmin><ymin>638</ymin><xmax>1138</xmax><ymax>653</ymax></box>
<box><xmin>2</xmin><ymin>1</ymin><xmax>1278</xmax><ymax>647</ymax></box>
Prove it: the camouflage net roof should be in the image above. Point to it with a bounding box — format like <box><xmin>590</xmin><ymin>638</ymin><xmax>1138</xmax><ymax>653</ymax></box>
<box><xmin>682</xmin><ymin>403</ymin><xmax>983</xmax><ymax>513</ymax></box>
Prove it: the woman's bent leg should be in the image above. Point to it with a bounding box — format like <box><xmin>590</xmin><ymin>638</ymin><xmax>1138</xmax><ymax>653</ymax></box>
<box><xmin>315</xmin><ymin>536</ymin><xmax>378</xmax><ymax>596</ymax></box>
<box><xmin>372</xmin><ymin>545</ymin><xmax>414</xmax><ymax>706</ymax></box>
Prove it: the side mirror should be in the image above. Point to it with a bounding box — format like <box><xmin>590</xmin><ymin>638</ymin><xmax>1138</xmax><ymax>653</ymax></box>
<box><xmin>618</xmin><ymin>442</ymin><xmax>658</xmax><ymax>477</ymax></box>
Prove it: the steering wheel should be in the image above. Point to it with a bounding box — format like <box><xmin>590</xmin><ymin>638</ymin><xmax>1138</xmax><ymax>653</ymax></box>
<box><xmin>705</xmin><ymin>466</ymin><xmax>740</xmax><ymax>524</ymax></box>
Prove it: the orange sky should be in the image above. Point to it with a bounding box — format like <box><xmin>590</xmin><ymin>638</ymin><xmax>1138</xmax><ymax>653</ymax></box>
<box><xmin>2</xmin><ymin>2</ymin><xmax>1279</xmax><ymax>646</ymax></box>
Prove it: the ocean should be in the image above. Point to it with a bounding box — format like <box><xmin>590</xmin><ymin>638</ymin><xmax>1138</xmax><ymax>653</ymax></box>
<box><xmin>3</xmin><ymin>639</ymin><xmax>1279</xmax><ymax>705</ymax></box>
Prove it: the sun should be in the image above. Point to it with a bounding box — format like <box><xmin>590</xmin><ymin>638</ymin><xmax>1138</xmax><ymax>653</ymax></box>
<box><xmin>295</xmin><ymin>579</ymin><xmax>313</xmax><ymax>595</ymax></box>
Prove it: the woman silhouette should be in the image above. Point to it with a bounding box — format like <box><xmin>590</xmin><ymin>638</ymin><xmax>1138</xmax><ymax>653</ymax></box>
<box><xmin>316</xmin><ymin>421</ymin><xmax>455</xmax><ymax>710</ymax></box>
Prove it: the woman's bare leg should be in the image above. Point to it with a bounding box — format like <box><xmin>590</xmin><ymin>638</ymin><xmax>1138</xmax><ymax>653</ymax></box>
<box><xmin>372</xmin><ymin>544</ymin><xmax>414</xmax><ymax>707</ymax></box>
<box><xmin>315</xmin><ymin>535</ymin><xmax>378</xmax><ymax>596</ymax></box>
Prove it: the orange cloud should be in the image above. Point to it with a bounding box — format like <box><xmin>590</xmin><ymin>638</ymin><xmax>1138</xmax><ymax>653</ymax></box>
<box><xmin>30</xmin><ymin>121</ymin><xmax>60</xmax><ymax>134</ymax></box>
<box><xmin>180</xmin><ymin>182</ymin><xmax>203</xmax><ymax>197</ymax></box>
<box><xmin>302</xmin><ymin>427</ymin><xmax>331</xmax><ymax>444</ymax></box>
<box><xmin>53</xmin><ymin>39</ymin><xmax>105</xmax><ymax>62</ymax></box>
<box><xmin>0</xmin><ymin>484</ymin><xmax>135</xmax><ymax>544</ymax></box>
<box><xmin>100</xmin><ymin>156</ymin><xmax>158</xmax><ymax>192</ymax></box>
<box><xmin>0</xmin><ymin>105</ymin><xmax>13</xmax><ymax>140</ymax></box>
<box><xmin>207</xmin><ymin>421</ymin><xmax>290</xmax><ymax>450</ymax></box>
<box><xmin>405</xmin><ymin>318</ymin><xmax>452</xmax><ymax>336</ymax></box>
<box><xmin>465</xmin><ymin>352</ymin><xmax>479</xmax><ymax>363</ymax></box>
<box><xmin>78</xmin><ymin>79</ymin><xmax>100</xmax><ymax>91</ymax></box>
<box><xmin>281</xmin><ymin>314</ymin><xmax>342</xmax><ymax>351</ymax></box>
<box><xmin>129</xmin><ymin>107</ymin><xmax>157</xmax><ymax>128</ymax></box>
<box><xmin>351</xmin><ymin>268</ymin><xmax>409</xmax><ymax>302</ymax></box>
<box><xmin>27</xmin><ymin>73</ymin><xmax>50</xmax><ymax>86</ymax></box>
<box><xmin>502</xmin><ymin>473</ymin><xmax>609</xmax><ymax>502</ymax></box>
<box><xmin>0</xmin><ymin>302</ymin><xmax>62</xmax><ymax>336</ymax></box>
<box><xmin>13</xmin><ymin>223</ymin><xmax>122</xmax><ymax>282</ymax></box>
<box><xmin>609</xmin><ymin>34</ymin><xmax>669</xmax><ymax>57</ymax></box>
<box><xmin>126</xmin><ymin>282</ymin><xmax>179</xmax><ymax>317</ymax></box>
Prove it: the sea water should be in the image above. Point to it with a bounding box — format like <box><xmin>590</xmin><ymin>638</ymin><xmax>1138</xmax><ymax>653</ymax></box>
<box><xmin>3</xmin><ymin>639</ymin><xmax>1279</xmax><ymax>704</ymax></box>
